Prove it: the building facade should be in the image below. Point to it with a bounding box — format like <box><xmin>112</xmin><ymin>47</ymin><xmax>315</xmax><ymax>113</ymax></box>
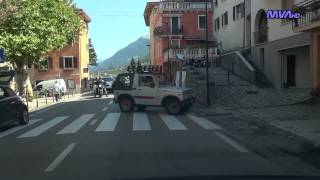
<box><xmin>29</xmin><ymin>10</ymin><xmax>91</xmax><ymax>93</ymax></box>
<box><xmin>144</xmin><ymin>0</ymin><xmax>216</xmax><ymax>79</ymax></box>
<box><xmin>214</xmin><ymin>0</ymin><xmax>313</xmax><ymax>89</ymax></box>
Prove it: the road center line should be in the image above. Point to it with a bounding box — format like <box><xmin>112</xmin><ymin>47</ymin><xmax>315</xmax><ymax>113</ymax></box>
<box><xmin>215</xmin><ymin>132</ymin><xmax>249</xmax><ymax>153</ymax></box>
<box><xmin>45</xmin><ymin>143</ymin><xmax>76</xmax><ymax>172</ymax></box>
<box><xmin>108</xmin><ymin>100</ymin><xmax>113</xmax><ymax>105</ymax></box>
<box><xmin>102</xmin><ymin>106</ymin><xmax>108</xmax><ymax>112</ymax></box>
<box><xmin>89</xmin><ymin>119</ymin><xmax>98</xmax><ymax>126</ymax></box>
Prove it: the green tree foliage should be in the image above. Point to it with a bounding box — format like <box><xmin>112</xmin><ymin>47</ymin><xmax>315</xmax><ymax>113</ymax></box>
<box><xmin>0</xmin><ymin>0</ymin><xmax>82</xmax><ymax>94</ymax></box>
<box><xmin>89</xmin><ymin>38</ymin><xmax>98</xmax><ymax>66</ymax></box>
<box><xmin>130</xmin><ymin>57</ymin><xmax>136</xmax><ymax>67</ymax></box>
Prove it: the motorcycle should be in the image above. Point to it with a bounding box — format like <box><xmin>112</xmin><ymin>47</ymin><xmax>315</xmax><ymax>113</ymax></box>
<box><xmin>94</xmin><ymin>83</ymin><xmax>105</xmax><ymax>98</ymax></box>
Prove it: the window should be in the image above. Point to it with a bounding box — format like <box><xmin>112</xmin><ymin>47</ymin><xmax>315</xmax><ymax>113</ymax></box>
<box><xmin>138</xmin><ymin>76</ymin><xmax>155</xmax><ymax>88</ymax></box>
<box><xmin>64</xmin><ymin>57</ymin><xmax>73</xmax><ymax>69</ymax></box>
<box><xmin>83</xmin><ymin>68</ymin><xmax>89</xmax><ymax>73</ymax></box>
<box><xmin>171</xmin><ymin>17</ymin><xmax>180</xmax><ymax>34</ymax></box>
<box><xmin>39</xmin><ymin>58</ymin><xmax>49</xmax><ymax>70</ymax></box>
<box><xmin>214</xmin><ymin>0</ymin><xmax>218</xmax><ymax>7</ymax></box>
<box><xmin>67</xmin><ymin>79</ymin><xmax>76</xmax><ymax>89</ymax></box>
<box><xmin>60</xmin><ymin>56</ymin><xmax>78</xmax><ymax>69</ymax></box>
<box><xmin>222</xmin><ymin>12</ymin><xmax>228</xmax><ymax>27</ymax></box>
<box><xmin>114</xmin><ymin>74</ymin><xmax>133</xmax><ymax>89</ymax></box>
<box><xmin>198</xmin><ymin>15</ymin><xmax>206</xmax><ymax>30</ymax></box>
<box><xmin>215</xmin><ymin>18</ymin><xmax>220</xmax><ymax>31</ymax></box>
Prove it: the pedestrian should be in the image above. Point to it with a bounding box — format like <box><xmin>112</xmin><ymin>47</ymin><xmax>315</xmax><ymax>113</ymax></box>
<box><xmin>53</xmin><ymin>81</ymin><xmax>61</xmax><ymax>102</ymax></box>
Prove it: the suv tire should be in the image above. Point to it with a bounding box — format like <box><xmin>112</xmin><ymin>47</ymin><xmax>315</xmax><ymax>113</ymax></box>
<box><xmin>19</xmin><ymin>108</ymin><xmax>29</xmax><ymax>125</ymax></box>
<box><xmin>164</xmin><ymin>98</ymin><xmax>182</xmax><ymax>115</ymax></box>
<box><xmin>119</xmin><ymin>96</ymin><xmax>134</xmax><ymax>113</ymax></box>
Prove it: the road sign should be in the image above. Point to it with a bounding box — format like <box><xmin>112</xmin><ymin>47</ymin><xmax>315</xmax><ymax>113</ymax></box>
<box><xmin>0</xmin><ymin>48</ymin><xmax>5</xmax><ymax>63</ymax></box>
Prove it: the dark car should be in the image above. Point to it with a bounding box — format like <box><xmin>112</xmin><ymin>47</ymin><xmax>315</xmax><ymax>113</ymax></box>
<box><xmin>0</xmin><ymin>85</ymin><xmax>29</xmax><ymax>126</ymax></box>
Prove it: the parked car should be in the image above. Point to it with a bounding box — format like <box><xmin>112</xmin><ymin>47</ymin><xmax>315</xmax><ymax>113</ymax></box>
<box><xmin>113</xmin><ymin>72</ymin><xmax>195</xmax><ymax>115</ymax></box>
<box><xmin>102</xmin><ymin>77</ymin><xmax>114</xmax><ymax>93</ymax></box>
<box><xmin>0</xmin><ymin>85</ymin><xmax>29</xmax><ymax>127</ymax></box>
<box><xmin>34</xmin><ymin>79</ymin><xmax>67</xmax><ymax>96</ymax></box>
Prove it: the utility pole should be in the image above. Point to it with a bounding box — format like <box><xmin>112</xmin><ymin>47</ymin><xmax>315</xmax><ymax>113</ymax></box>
<box><xmin>205</xmin><ymin>0</ymin><xmax>211</xmax><ymax>105</ymax></box>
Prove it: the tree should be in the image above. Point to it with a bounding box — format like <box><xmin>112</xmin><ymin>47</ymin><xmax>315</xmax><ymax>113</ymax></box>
<box><xmin>89</xmin><ymin>38</ymin><xmax>98</xmax><ymax>66</ymax></box>
<box><xmin>130</xmin><ymin>57</ymin><xmax>136</xmax><ymax>67</ymax></box>
<box><xmin>0</xmin><ymin>0</ymin><xmax>82</xmax><ymax>95</ymax></box>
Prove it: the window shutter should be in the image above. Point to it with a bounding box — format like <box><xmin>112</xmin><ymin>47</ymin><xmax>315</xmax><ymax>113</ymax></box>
<box><xmin>73</xmin><ymin>57</ymin><xmax>78</xmax><ymax>68</ymax></box>
<box><xmin>233</xmin><ymin>6</ymin><xmax>235</xmax><ymax>20</ymax></box>
<box><xmin>48</xmin><ymin>57</ymin><xmax>53</xmax><ymax>69</ymax></box>
<box><xmin>59</xmin><ymin>57</ymin><xmax>64</xmax><ymax>68</ymax></box>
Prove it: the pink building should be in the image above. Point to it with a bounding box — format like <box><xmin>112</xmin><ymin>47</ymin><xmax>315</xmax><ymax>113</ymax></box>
<box><xmin>144</xmin><ymin>0</ymin><xmax>216</xmax><ymax>79</ymax></box>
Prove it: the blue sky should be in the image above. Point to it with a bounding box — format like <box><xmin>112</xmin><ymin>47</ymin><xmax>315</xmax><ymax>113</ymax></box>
<box><xmin>74</xmin><ymin>0</ymin><xmax>152</xmax><ymax>61</ymax></box>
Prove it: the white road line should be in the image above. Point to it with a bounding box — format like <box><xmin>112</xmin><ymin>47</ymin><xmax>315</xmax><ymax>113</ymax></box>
<box><xmin>159</xmin><ymin>113</ymin><xmax>187</xmax><ymax>130</ymax></box>
<box><xmin>215</xmin><ymin>132</ymin><xmax>249</xmax><ymax>153</ymax></box>
<box><xmin>18</xmin><ymin>116</ymin><xmax>68</xmax><ymax>138</ymax></box>
<box><xmin>108</xmin><ymin>100</ymin><xmax>113</xmax><ymax>105</ymax></box>
<box><xmin>95</xmin><ymin>113</ymin><xmax>121</xmax><ymax>132</ymax></box>
<box><xmin>187</xmin><ymin>114</ymin><xmax>223</xmax><ymax>130</ymax></box>
<box><xmin>44</xmin><ymin>143</ymin><xmax>76</xmax><ymax>172</ymax></box>
<box><xmin>89</xmin><ymin>119</ymin><xmax>98</xmax><ymax>126</ymax></box>
<box><xmin>0</xmin><ymin>119</ymin><xmax>42</xmax><ymax>138</ymax></box>
<box><xmin>57</xmin><ymin>114</ymin><xmax>94</xmax><ymax>134</ymax></box>
<box><xmin>133</xmin><ymin>113</ymin><xmax>151</xmax><ymax>131</ymax></box>
<box><xmin>102</xmin><ymin>106</ymin><xmax>109</xmax><ymax>112</ymax></box>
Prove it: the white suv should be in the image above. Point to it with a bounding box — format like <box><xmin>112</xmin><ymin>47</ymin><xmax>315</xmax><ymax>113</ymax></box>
<box><xmin>113</xmin><ymin>73</ymin><xmax>195</xmax><ymax>115</ymax></box>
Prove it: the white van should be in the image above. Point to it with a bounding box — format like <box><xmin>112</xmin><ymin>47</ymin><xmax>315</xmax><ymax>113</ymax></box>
<box><xmin>35</xmin><ymin>79</ymin><xmax>67</xmax><ymax>96</ymax></box>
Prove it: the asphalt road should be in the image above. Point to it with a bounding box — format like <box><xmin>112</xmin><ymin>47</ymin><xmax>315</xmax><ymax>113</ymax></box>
<box><xmin>0</xmin><ymin>94</ymin><xmax>319</xmax><ymax>180</ymax></box>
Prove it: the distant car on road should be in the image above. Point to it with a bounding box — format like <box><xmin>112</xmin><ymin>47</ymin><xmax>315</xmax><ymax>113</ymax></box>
<box><xmin>102</xmin><ymin>77</ymin><xmax>114</xmax><ymax>93</ymax></box>
<box><xmin>0</xmin><ymin>85</ymin><xmax>29</xmax><ymax>127</ymax></box>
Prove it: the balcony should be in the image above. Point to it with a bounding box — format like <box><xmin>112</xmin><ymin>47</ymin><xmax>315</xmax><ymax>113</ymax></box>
<box><xmin>292</xmin><ymin>0</ymin><xmax>320</xmax><ymax>32</ymax></box>
<box><xmin>159</xmin><ymin>1</ymin><xmax>212</xmax><ymax>12</ymax></box>
<box><xmin>168</xmin><ymin>48</ymin><xmax>218</xmax><ymax>60</ymax></box>
<box><xmin>154</xmin><ymin>26</ymin><xmax>184</xmax><ymax>36</ymax></box>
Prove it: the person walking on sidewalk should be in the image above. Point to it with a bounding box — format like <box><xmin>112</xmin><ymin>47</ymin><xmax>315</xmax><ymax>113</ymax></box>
<box><xmin>53</xmin><ymin>81</ymin><xmax>61</xmax><ymax>102</ymax></box>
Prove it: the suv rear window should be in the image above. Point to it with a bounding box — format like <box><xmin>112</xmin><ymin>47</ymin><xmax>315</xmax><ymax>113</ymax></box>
<box><xmin>113</xmin><ymin>74</ymin><xmax>133</xmax><ymax>90</ymax></box>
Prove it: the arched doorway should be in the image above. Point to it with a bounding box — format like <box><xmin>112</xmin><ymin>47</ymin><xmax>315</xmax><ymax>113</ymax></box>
<box><xmin>254</xmin><ymin>10</ymin><xmax>268</xmax><ymax>44</ymax></box>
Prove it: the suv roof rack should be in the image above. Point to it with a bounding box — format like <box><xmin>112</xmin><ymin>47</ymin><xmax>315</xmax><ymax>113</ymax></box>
<box><xmin>127</xmin><ymin>65</ymin><xmax>163</xmax><ymax>74</ymax></box>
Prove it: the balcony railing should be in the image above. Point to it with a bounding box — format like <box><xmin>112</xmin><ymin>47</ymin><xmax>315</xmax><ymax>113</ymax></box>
<box><xmin>168</xmin><ymin>48</ymin><xmax>218</xmax><ymax>60</ymax></box>
<box><xmin>292</xmin><ymin>0</ymin><xmax>320</xmax><ymax>30</ymax></box>
<box><xmin>159</xmin><ymin>1</ymin><xmax>212</xmax><ymax>11</ymax></box>
<box><xmin>154</xmin><ymin>26</ymin><xmax>184</xmax><ymax>36</ymax></box>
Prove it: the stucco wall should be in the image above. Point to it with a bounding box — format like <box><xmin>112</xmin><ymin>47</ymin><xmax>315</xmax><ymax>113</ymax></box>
<box><xmin>252</xmin><ymin>33</ymin><xmax>311</xmax><ymax>89</ymax></box>
<box><xmin>213</xmin><ymin>0</ymin><xmax>245</xmax><ymax>51</ymax></box>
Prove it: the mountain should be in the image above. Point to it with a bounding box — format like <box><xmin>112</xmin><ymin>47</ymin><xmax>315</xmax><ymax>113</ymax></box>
<box><xmin>91</xmin><ymin>36</ymin><xmax>150</xmax><ymax>72</ymax></box>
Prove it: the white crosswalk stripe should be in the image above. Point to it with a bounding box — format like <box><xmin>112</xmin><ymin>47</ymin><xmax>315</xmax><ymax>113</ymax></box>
<box><xmin>95</xmin><ymin>113</ymin><xmax>121</xmax><ymax>132</ymax></box>
<box><xmin>0</xmin><ymin>113</ymin><xmax>225</xmax><ymax>139</ymax></box>
<box><xmin>0</xmin><ymin>119</ymin><xmax>42</xmax><ymax>138</ymax></box>
<box><xmin>18</xmin><ymin>116</ymin><xmax>68</xmax><ymax>138</ymax></box>
<box><xmin>159</xmin><ymin>113</ymin><xmax>187</xmax><ymax>130</ymax></box>
<box><xmin>57</xmin><ymin>114</ymin><xmax>94</xmax><ymax>134</ymax></box>
<box><xmin>133</xmin><ymin>113</ymin><xmax>151</xmax><ymax>131</ymax></box>
<box><xmin>187</xmin><ymin>114</ymin><xmax>223</xmax><ymax>130</ymax></box>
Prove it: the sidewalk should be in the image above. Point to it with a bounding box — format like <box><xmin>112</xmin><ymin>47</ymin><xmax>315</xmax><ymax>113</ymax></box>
<box><xmin>193</xmin><ymin>101</ymin><xmax>320</xmax><ymax>147</ymax></box>
<box><xmin>23</xmin><ymin>92</ymin><xmax>89</xmax><ymax>113</ymax></box>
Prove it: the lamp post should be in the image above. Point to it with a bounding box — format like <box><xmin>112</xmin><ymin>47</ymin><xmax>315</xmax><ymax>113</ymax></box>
<box><xmin>147</xmin><ymin>44</ymin><xmax>151</xmax><ymax>65</ymax></box>
<box><xmin>164</xmin><ymin>22</ymin><xmax>171</xmax><ymax>83</ymax></box>
<box><xmin>205</xmin><ymin>0</ymin><xmax>211</xmax><ymax>105</ymax></box>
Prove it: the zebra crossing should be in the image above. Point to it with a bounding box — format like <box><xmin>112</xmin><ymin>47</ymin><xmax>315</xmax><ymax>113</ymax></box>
<box><xmin>0</xmin><ymin>112</ymin><xmax>224</xmax><ymax>139</ymax></box>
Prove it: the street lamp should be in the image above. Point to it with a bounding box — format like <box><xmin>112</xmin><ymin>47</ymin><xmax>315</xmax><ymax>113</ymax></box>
<box><xmin>163</xmin><ymin>22</ymin><xmax>171</xmax><ymax>83</ymax></box>
<box><xmin>146</xmin><ymin>44</ymin><xmax>151</xmax><ymax>65</ymax></box>
<box><xmin>205</xmin><ymin>0</ymin><xmax>211</xmax><ymax>105</ymax></box>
